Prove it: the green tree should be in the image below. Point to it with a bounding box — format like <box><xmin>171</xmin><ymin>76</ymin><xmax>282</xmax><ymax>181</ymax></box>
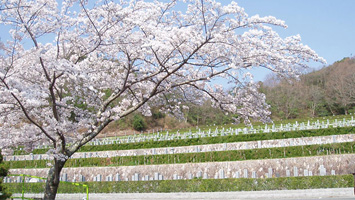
<box><xmin>0</xmin><ymin>151</ymin><xmax>11</xmax><ymax>200</ymax></box>
<box><xmin>132</xmin><ymin>115</ymin><xmax>147</xmax><ymax>131</ymax></box>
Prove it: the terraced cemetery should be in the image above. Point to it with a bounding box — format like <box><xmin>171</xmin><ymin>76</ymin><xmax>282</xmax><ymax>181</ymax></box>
<box><xmin>2</xmin><ymin>116</ymin><xmax>355</xmax><ymax>196</ymax></box>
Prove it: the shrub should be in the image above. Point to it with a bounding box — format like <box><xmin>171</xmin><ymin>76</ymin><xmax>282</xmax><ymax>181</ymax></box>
<box><xmin>132</xmin><ymin>115</ymin><xmax>147</xmax><ymax>131</ymax></box>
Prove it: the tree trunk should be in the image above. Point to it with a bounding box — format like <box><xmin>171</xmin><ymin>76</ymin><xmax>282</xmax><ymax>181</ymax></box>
<box><xmin>43</xmin><ymin>159</ymin><xmax>67</xmax><ymax>200</ymax></box>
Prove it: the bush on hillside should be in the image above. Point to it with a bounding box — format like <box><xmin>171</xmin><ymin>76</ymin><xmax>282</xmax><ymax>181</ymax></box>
<box><xmin>132</xmin><ymin>115</ymin><xmax>147</xmax><ymax>131</ymax></box>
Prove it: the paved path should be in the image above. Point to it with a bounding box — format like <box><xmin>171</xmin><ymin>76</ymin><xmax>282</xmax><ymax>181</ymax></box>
<box><xmin>22</xmin><ymin>188</ymin><xmax>354</xmax><ymax>200</ymax></box>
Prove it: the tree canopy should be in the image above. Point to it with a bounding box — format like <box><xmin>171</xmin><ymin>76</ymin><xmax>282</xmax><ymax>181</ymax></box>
<box><xmin>262</xmin><ymin>57</ymin><xmax>355</xmax><ymax>119</ymax></box>
<box><xmin>0</xmin><ymin>0</ymin><xmax>324</xmax><ymax>199</ymax></box>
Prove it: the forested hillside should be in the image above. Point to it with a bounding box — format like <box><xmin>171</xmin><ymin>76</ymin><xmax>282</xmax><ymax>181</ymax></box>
<box><xmin>103</xmin><ymin>57</ymin><xmax>355</xmax><ymax>133</ymax></box>
<box><xmin>261</xmin><ymin>57</ymin><xmax>355</xmax><ymax>120</ymax></box>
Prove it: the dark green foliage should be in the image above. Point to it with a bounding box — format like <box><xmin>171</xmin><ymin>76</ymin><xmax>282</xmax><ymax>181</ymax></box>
<box><xmin>0</xmin><ymin>151</ymin><xmax>12</xmax><ymax>200</ymax></box>
<box><xmin>152</xmin><ymin>110</ymin><xmax>165</xmax><ymax>119</ymax></box>
<box><xmin>132</xmin><ymin>114</ymin><xmax>147</xmax><ymax>131</ymax></box>
<box><xmin>5</xmin><ymin>141</ymin><xmax>355</xmax><ymax>169</ymax></box>
<box><xmin>5</xmin><ymin>175</ymin><xmax>353</xmax><ymax>193</ymax></box>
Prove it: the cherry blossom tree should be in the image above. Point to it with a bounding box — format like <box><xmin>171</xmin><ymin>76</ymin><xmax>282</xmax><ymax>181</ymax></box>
<box><xmin>0</xmin><ymin>0</ymin><xmax>325</xmax><ymax>199</ymax></box>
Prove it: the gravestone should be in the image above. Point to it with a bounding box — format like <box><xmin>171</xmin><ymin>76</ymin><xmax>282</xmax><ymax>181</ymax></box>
<box><xmin>159</xmin><ymin>174</ymin><xmax>163</xmax><ymax>180</ymax></box>
<box><xmin>294</xmin><ymin>167</ymin><xmax>298</xmax><ymax>177</ymax></box>
<box><xmin>319</xmin><ymin>165</ymin><xmax>326</xmax><ymax>176</ymax></box>
<box><xmin>197</xmin><ymin>171</ymin><xmax>202</xmax><ymax>178</ymax></box>
<box><xmin>173</xmin><ymin>174</ymin><xmax>178</xmax><ymax>180</ymax></box>
<box><xmin>203</xmin><ymin>172</ymin><xmax>208</xmax><ymax>179</ymax></box>
<box><xmin>106</xmin><ymin>174</ymin><xmax>113</xmax><ymax>181</ymax></box>
<box><xmin>264</xmin><ymin>124</ymin><xmax>269</xmax><ymax>133</ymax></box>
<box><xmin>219</xmin><ymin>169</ymin><xmax>225</xmax><ymax>179</ymax></box>
<box><xmin>332</xmin><ymin>135</ymin><xmax>337</xmax><ymax>143</ymax></box>
<box><xmin>214</xmin><ymin>173</ymin><xmax>218</xmax><ymax>179</ymax></box>
<box><xmin>281</xmin><ymin>141</ymin><xmax>285</xmax><ymax>147</ymax></box>
<box><xmin>115</xmin><ymin>173</ymin><xmax>121</xmax><ymax>181</ymax></box>
<box><xmin>252</xmin><ymin>171</ymin><xmax>256</xmax><ymax>178</ymax></box>
<box><xmin>134</xmin><ymin>173</ymin><xmax>140</xmax><ymax>181</ymax></box>
<box><xmin>243</xmin><ymin>169</ymin><xmax>248</xmax><ymax>178</ymax></box>
<box><xmin>79</xmin><ymin>175</ymin><xmax>85</xmax><ymax>182</ymax></box>
<box><xmin>304</xmin><ymin>169</ymin><xmax>308</xmax><ymax>176</ymax></box>
<box><xmin>286</xmin><ymin>170</ymin><xmax>290</xmax><ymax>177</ymax></box>
<box><xmin>195</xmin><ymin>146</ymin><xmax>200</xmax><ymax>153</ymax></box>
<box><xmin>154</xmin><ymin>172</ymin><xmax>159</xmax><ymax>180</ymax></box>
<box><xmin>97</xmin><ymin>174</ymin><xmax>102</xmax><ymax>182</ymax></box>
<box><xmin>29</xmin><ymin>178</ymin><xmax>41</xmax><ymax>183</ymax></box>
<box><xmin>188</xmin><ymin>173</ymin><xmax>193</xmax><ymax>179</ymax></box>
<box><xmin>257</xmin><ymin>141</ymin><xmax>262</xmax><ymax>148</ymax></box>
<box><xmin>268</xmin><ymin>168</ymin><xmax>273</xmax><ymax>177</ymax></box>
<box><xmin>62</xmin><ymin>173</ymin><xmax>68</xmax><ymax>182</ymax></box>
<box><xmin>145</xmin><ymin>175</ymin><xmax>149</xmax><ymax>181</ymax></box>
<box><xmin>243</xmin><ymin>128</ymin><xmax>248</xmax><ymax>134</ymax></box>
<box><xmin>235</xmin><ymin>171</ymin><xmax>240</xmax><ymax>178</ymax></box>
<box><xmin>331</xmin><ymin>170</ymin><xmax>335</xmax><ymax>175</ymax></box>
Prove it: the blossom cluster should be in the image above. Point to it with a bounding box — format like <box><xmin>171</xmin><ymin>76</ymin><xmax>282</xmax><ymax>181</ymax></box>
<box><xmin>0</xmin><ymin>0</ymin><xmax>324</xmax><ymax>156</ymax></box>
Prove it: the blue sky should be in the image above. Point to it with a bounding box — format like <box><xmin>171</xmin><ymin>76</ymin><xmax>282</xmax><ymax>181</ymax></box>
<box><xmin>234</xmin><ymin>0</ymin><xmax>355</xmax><ymax>81</ymax></box>
<box><xmin>1</xmin><ymin>0</ymin><xmax>354</xmax><ymax>82</ymax></box>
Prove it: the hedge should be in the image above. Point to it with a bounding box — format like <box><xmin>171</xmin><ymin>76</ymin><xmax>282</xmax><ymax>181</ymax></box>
<box><xmin>5</xmin><ymin>141</ymin><xmax>355</xmax><ymax>169</ymax></box>
<box><xmin>5</xmin><ymin>175</ymin><xmax>353</xmax><ymax>193</ymax></box>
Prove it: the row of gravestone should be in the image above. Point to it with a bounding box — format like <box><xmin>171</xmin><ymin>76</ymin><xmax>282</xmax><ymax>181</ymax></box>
<box><xmin>85</xmin><ymin>117</ymin><xmax>355</xmax><ymax>146</ymax></box>
<box><xmin>30</xmin><ymin>117</ymin><xmax>355</xmax><ymax>150</ymax></box>
<box><xmin>5</xmin><ymin>133</ymin><xmax>347</xmax><ymax>162</ymax></box>
<box><xmin>3</xmin><ymin>165</ymin><xmax>335</xmax><ymax>183</ymax></box>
